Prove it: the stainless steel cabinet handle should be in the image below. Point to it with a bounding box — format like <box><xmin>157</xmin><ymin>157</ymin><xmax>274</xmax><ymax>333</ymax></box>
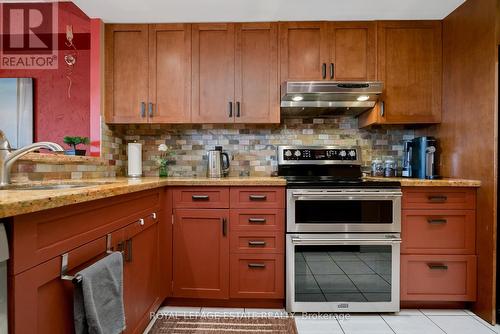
<box><xmin>228</xmin><ymin>101</ymin><xmax>233</xmax><ymax>117</ymax></box>
<box><xmin>236</xmin><ymin>101</ymin><xmax>241</xmax><ymax>117</ymax></box>
<box><xmin>125</xmin><ymin>239</ymin><xmax>132</xmax><ymax>262</ymax></box>
<box><xmin>151</xmin><ymin>212</ymin><xmax>157</xmax><ymax>220</ymax></box>
<box><xmin>138</xmin><ymin>218</ymin><xmax>145</xmax><ymax>226</ymax></box>
<box><xmin>222</xmin><ymin>218</ymin><xmax>227</xmax><ymax>237</ymax></box>
<box><xmin>330</xmin><ymin>63</ymin><xmax>334</xmax><ymax>79</ymax></box>
<box><xmin>248</xmin><ymin>218</ymin><xmax>266</xmax><ymax>224</ymax></box>
<box><xmin>248</xmin><ymin>241</ymin><xmax>266</xmax><ymax>247</ymax></box>
<box><xmin>380</xmin><ymin>101</ymin><xmax>385</xmax><ymax>117</ymax></box>
<box><xmin>148</xmin><ymin>102</ymin><xmax>154</xmax><ymax>118</ymax></box>
<box><xmin>192</xmin><ymin>195</ymin><xmax>209</xmax><ymax>200</ymax></box>
<box><xmin>428</xmin><ymin>195</ymin><xmax>448</xmax><ymax>203</ymax></box>
<box><xmin>249</xmin><ymin>194</ymin><xmax>267</xmax><ymax>201</ymax></box>
<box><xmin>321</xmin><ymin>63</ymin><xmax>327</xmax><ymax>79</ymax></box>
<box><xmin>140</xmin><ymin>102</ymin><xmax>146</xmax><ymax>118</ymax></box>
<box><xmin>248</xmin><ymin>263</ymin><xmax>266</xmax><ymax>269</ymax></box>
<box><xmin>427</xmin><ymin>218</ymin><xmax>447</xmax><ymax>224</ymax></box>
<box><xmin>427</xmin><ymin>263</ymin><xmax>448</xmax><ymax>270</ymax></box>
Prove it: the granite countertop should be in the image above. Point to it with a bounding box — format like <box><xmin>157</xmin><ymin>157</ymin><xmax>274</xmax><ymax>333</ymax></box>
<box><xmin>365</xmin><ymin>176</ymin><xmax>481</xmax><ymax>187</ymax></box>
<box><xmin>0</xmin><ymin>176</ymin><xmax>481</xmax><ymax>219</ymax></box>
<box><xmin>0</xmin><ymin>176</ymin><xmax>286</xmax><ymax>219</ymax></box>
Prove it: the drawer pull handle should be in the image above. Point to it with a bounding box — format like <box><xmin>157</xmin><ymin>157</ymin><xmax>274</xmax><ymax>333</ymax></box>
<box><xmin>428</xmin><ymin>195</ymin><xmax>448</xmax><ymax>203</ymax></box>
<box><xmin>427</xmin><ymin>263</ymin><xmax>448</xmax><ymax>270</ymax></box>
<box><xmin>427</xmin><ymin>218</ymin><xmax>447</xmax><ymax>224</ymax></box>
<box><xmin>248</xmin><ymin>263</ymin><xmax>266</xmax><ymax>269</ymax></box>
<box><xmin>248</xmin><ymin>218</ymin><xmax>266</xmax><ymax>224</ymax></box>
<box><xmin>248</xmin><ymin>241</ymin><xmax>266</xmax><ymax>247</ymax></box>
<box><xmin>192</xmin><ymin>195</ymin><xmax>209</xmax><ymax>200</ymax></box>
<box><xmin>138</xmin><ymin>218</ymin><xmax>145</xmax><ymax>226</ymax></box>
<box><xmin>249</xmin><ymin>194</ymin><xmax>267</xmax><ymax>201</ymax></box>
<box><xmin>151</xmin><ymin>212</ymin><xmax>157</xmax><ymax>220</ymax></box>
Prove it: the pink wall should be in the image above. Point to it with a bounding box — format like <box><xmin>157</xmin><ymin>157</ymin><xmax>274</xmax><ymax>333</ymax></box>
<box><xmin>0</xmin><ymin>2</ymin><xmax>92</xmax><ymax>152</ymax></box>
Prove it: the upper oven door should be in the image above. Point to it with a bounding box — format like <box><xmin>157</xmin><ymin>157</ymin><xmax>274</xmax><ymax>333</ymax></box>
<box><xmin>287</xmin><ymin>189</ymin><xmax>402</xmax><ymax>233</ymax></box>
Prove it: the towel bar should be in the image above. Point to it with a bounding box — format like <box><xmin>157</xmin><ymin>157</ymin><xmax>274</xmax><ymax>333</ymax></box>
<box><xmin>61</xmin><ymin>233</ymin><xmax>115</xmax><ymax>284</ymax></box>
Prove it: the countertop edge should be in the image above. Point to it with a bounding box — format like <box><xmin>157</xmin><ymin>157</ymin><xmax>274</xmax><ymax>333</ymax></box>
<box><xmin>0</xmin><ymin>176</ymin><xmax>481</xmax><ymax>219</ymax></box>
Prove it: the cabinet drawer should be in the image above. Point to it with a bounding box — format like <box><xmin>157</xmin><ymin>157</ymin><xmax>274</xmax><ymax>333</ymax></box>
<box><xmin>172</xmin><ymin>187</ymin><xmax>229</xmax><ymax>208</ymax></box>
<box><xmin>402</xmin><ymin>187</ymin><xmax>476</xmax><ymax>210</ymax></box>
<box><xmin>230</xmin><ymin>231</ymin><xmax>284</xmax><ymax>254</ymax></box>
<box><xmin>230</xmin><ymin>209</ymin><xmax>284</xmax><ymax>231</ymax></box>
<box><xmin>230</xmin><ymin>187</ymin><xmax>285</xmax><ymax>209</ymax></box>
<box><xmin>402</xmin><ymin>210</ymin><xmax>475</xmax><ymax>254</ymax></box>
<box><xmin>400</xmin><ymin>255</ymin><xmax>476</xmax><ymax>301</ymax></box>
<box><xmin>230</xmin><ymin>254</ymin><xmax>284</xmax><ymax>299</ymax></box>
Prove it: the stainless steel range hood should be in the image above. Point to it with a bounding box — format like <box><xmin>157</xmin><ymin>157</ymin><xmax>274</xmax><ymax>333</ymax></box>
<box><xmin>281</xmin><ymin>81</ymin><xmax>383</xmax><ymax>117</ymax></box>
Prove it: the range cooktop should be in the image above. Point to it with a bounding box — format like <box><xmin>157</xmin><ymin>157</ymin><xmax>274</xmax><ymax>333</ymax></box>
<box><xmin>277</xmin><ymin>145</ymin><xmax>401</xmax><ymax>189</ymax></box>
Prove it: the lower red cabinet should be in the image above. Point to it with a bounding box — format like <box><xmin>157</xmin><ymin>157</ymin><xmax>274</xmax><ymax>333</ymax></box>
<box><xmin>171</xmin><ymin>187</ymin><xmax>285</xmax><ymax>304</ymax></box>
<box><xmin>172</xmin><ymin>209</ymin><xmax>230</xmax><ymax>299</ymax></box>
<box><xmin>230</xmin><ymin>254</ymin><xmax>284</xmax><ymax>299</ymax></box>
<box><xmin>400</xmin><ymin>255</ymin><xmax>477</xmax><ymax>301</ymax></box>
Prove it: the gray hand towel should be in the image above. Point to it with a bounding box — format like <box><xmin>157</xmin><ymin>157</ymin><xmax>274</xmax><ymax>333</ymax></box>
<box><xmin>74</xmin><ymin>251</ymin><xmax>126</xmax><ymax>334</ymax></box>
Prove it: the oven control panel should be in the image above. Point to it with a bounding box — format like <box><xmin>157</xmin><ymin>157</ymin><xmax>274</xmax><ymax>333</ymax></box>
<box><xmin>280</xmin><ymin>147</ymin><xmax>359</xmax><ymax>162</ymax></box>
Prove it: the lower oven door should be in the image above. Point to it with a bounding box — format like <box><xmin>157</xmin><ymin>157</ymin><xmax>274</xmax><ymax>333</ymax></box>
<box><xmin>287</xmin><ymin>188</ymin><xmax>402</xmax><ymax>233</ymax></box>
<box><xmin>286</xmin><ymin>233</ymin><xmax>401</xmax><ymax>313</ymax></box>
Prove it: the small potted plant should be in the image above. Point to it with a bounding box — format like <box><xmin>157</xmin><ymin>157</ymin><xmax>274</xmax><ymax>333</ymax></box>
<box><xmin>63</xmin><ymin>136</ymin><xmax>90</xmax><ymax>156</ymax></box>
<box><xmin>156</xmin><ymin>144</ymin><xmax>175</xmax><ymax>177</ymax></box>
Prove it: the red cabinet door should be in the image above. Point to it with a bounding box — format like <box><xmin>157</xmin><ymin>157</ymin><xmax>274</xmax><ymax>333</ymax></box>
<box><xmin>173</xmin><ymin>209</ymin><xmax>230</xmax><ymax>299</ymax></box>
<box><xmin>123</xmin><ymin>214</ymin><xmax>161</xmax><ymax>334</ymax></box>
<box><xmin>11</xmin><ymin>237</ymin><xmax>108</xmax><ymax>334</ymax></box>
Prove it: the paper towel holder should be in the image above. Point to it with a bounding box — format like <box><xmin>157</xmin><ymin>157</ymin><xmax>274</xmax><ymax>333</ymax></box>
<box><xmin>127</xmin><ymin>142</ymin><xmax>143</xmax><ymax>178</ymax></box>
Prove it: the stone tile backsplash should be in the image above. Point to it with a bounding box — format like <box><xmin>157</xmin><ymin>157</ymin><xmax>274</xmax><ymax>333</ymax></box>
<box><xmin>109</xmin><ymin>116</ymin><xmax>415</xmax><ymax>177</ymax></box>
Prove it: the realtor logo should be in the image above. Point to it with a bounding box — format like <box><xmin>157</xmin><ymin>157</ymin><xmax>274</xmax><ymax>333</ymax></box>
<box><xmin>0</xmin><ymin>2</ymin><xmax>58</xmax><ymax>69</ymax></box>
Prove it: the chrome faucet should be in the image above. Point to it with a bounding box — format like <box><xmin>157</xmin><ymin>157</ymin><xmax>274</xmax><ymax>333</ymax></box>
<box><xmin>0</xmin><ymin>130</ymin><xmax>64</xmax><ymax>187</ymax></box>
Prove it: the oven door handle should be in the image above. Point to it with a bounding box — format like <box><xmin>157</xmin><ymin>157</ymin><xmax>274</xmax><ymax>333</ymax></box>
<box><xmin>291</xmin><ymin>237</ymin><xmax>402</xmax><ymax>245</ymax></box>
<box><xmin>293</xmin><ymin>195</ymin><xmax>401</xmax><ymax>201</ymax></box>
<box><xmin>291</xmin><ymin>192</ymin><xmax>402</xmax><ymax>199</ymax></box>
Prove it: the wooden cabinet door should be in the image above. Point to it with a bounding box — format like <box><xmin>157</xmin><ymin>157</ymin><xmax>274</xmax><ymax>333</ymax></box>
<box><xmin>328</xmin><ymin>22</ymin><xmax>376</xmax><ymax>81</ymax></box>
<box><xmin>105</xmin><ymin>24</ymin><xmax>149</xmax><ymax>123</ymax></box>
<box><xmin>377</xmin><ymin>21</ymin><xmax>442</xmax><ymax>123</ymax></box>
<box><xmin>279</xmin><ymin>22</ymin><xmax>329</xmax><ymax>82</ymax></box>
<box><xmin>11</xmin><ymin>237</ymin><xmax>108</xmax><ymax>334</ymax></box>
<box><xmin>173</xmin><ymin>209</ymin><xmax>229</xmax><ymax>299</ymax></box>
<box><xmin>149</xmin><ymin>24</ymin><xmax>191</xmax><ymax>123</ymax></box>
<box><xmin>191</xmin><ymin>24</ymin><xmax>235</xmax><ymax>123</ymax></box>
<box><xmin>123</xmin><ymin>214</ymin><xmax>161</xmax><ymax>334</ymax></box>
<box><xmin>234</xmin><ymin>23</ymin><xmax>279</xmax><ymax>124</ymax></box>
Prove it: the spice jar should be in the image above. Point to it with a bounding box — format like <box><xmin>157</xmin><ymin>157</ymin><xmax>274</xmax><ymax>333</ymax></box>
<box><xmin>384</xmin><ymin>159</ymin><xmax>396</xmax><ymax>177</ymax></box>
<box><xmin>371</xmin><ymin>159</ymin><xmax>384</xmax><ymax>177</ymax></box>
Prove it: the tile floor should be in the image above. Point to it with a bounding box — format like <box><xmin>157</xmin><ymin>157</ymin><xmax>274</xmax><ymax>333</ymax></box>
<box><xmin>144</xmin><ymin>307</ymin><xmax>500</xmax><ymax>334</ymax></box>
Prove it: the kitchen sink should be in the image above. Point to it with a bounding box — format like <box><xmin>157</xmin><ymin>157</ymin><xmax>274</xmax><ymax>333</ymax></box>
<box><xmin>0</xmin><ymin>182</ymin><xmax>115</xmax><ymax>191</ymax></box>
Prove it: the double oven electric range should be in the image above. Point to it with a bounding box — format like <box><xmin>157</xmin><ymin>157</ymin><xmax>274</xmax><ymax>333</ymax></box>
<box><xmin>279</xmin><ymin>146</ymin><xmax>402</xmax><ymax>313</ymax></box>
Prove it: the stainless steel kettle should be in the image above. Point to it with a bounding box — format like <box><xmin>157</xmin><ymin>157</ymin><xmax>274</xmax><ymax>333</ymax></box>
<box><xmin>207</xmin><ymin>146</ymin><xmax>230</xmax><ymax>178</ymax></box>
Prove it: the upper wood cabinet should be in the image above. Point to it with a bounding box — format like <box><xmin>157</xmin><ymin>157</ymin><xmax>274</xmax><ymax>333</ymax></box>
<box><xmin>328</xmin><ymin>22</ymin><xmax>376</xmax><ymax>81</ymax></box>
<box><xmin>149</xmin><ymin>24</ymin><xmax>192</xmax><ymax>123</ymax></box>
<box><xmin>105</xmin><ymin>25</ymin><xmax>149</xmax><ymax>123</ymax></box>
<box><xmin>191</xmin><ymin>24</ymin><xmax>235</xmax><ymax>123</ymax></box>
<box><xmin>105</xmin><ymin>24</ymin><xmax>191</xmax><ymax>124</ymax></box>
<box><xmin>359</xmin><ymin>21</ymin><xmax>442</xmax><ymax>127</ymax></box>
<box><xmin>279</xmin><ymin>22</ymin><xmax>329</xmax><ymax>81</ymax></box>
<box><xmin>192</xmin><ymin>23</ymin><xmax>280</xmax><ymax>124</ymax></box>
<box><xmin>279</xmin><ymin>21</ymin><xmax>376</xmax><ymax>82</ymax></box>
<box><xmin>235</xmin><ymin>23</ymin><xmax>279</xmax><ymax>123</ymax></box>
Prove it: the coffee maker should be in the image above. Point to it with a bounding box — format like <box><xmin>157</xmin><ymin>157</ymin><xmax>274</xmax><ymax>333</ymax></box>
<box><xmin>408</xmin><ymin>137</ymin><xmax>440</xmax><ymax>179</ymax></box>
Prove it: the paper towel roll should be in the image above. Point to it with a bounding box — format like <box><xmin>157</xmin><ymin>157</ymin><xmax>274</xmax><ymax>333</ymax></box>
<box><xmin>128</xmin><ymin>142</ymin><xmax>142</xmax><ymax>177</ymax></box>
